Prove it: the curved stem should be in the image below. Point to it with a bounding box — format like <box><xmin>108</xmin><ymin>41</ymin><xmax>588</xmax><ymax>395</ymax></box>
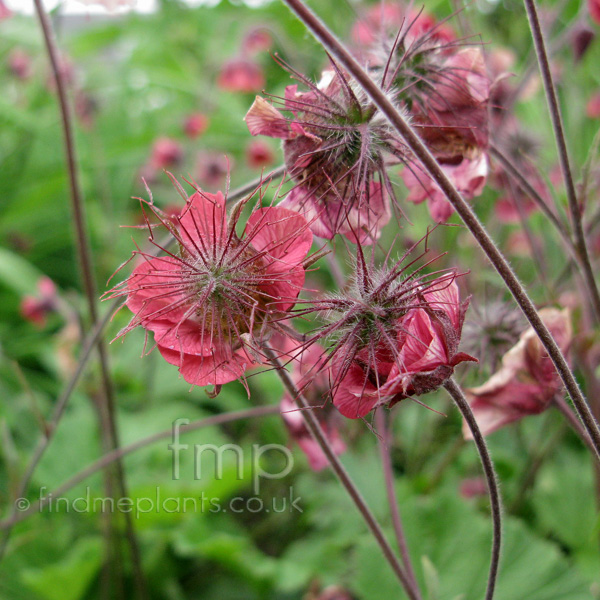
<box><xmin>375</xmin><ymin>410</ymin><xmax>421</xmax><ymax>598</ymax></box>
<box><xmin>0</xmin><ymin>406</ymin><xmax>280</xmax><ymax>531</ymax></box>
<box><xmin>489</xmin><ymin>144</ymin><xmax>574</xmax><ymax>257</ymax></box>
<box><xmin>522</xmin><ymin>0</ymin><xmax>600</xmax><ymax>326</ymax></box>
<box><xmin>279</xmin><ymin>0</ymin><xmax>600</xmax><ymax>464</ymax></box>
<box><xmin>444</xmin><ymin>378</ymin><xmax>502</xmax><ymax>600</ymax></box>
<box><xmin>263</xmin><ymin>344</ymin><xmax>420</xmax><ymax>600</ymax></box>
<box><xmin>554</xmin><ymin>395</ymin><xmax>596</xmax><ymax>456</ymax></box>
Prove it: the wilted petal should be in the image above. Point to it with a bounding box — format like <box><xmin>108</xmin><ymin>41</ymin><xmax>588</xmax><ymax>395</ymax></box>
<box><xmin>245</xmin><ymin>96</ymin><xmax>290</xmax><ymax>138</ymax></box>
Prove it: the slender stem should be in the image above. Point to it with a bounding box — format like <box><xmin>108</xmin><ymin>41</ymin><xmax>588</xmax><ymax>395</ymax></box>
<box><xmin>489</xmin><ymin>144</ymin><xmax>574</xmax><ymax>255</ymax></box>
<box><xmin>0</xmin><ymin>162</ymin><xmax>288</xmax><ymax>545</ymax></box>
<box><xmin>32</xmin><ymin>3</ymin><xmax>145</xmax><ymax>595</ymax></box>
<box><xmin>554</xmin><ymin>395</ymin><xmax>596</xmax><ymax>456</ymax></box>
<box><xmin>444</xmin><ymin>378</ymin><xmax>502</xmax><ymax>600</ymax></box>
<box><xmin>375</xmin><ymin>410</ymin><xmax>421</xmax><ymax>598</ymax></box>
<box><xmin>0</xmin><ymin>310</ymin><xmax>112</xmax><ymax>561</ymax></box>
<box><xmin>509</xmin><ymin>420</ymin><xmax>565</xmax><ymax>513</ymax></box>
<box><xmin>280</xmin><ymin>0</ymin><xmax>600</xmax><ymax>463</ymax></box>
<box><xmin>522</xmin><ymin>0</ymin><xmax>600</xmax><ymax>325</ymax></box>
<box><xmin>0</xmin><ymin>406</ymin><xmax>280</xmax><ymax>531</ymax></box>
<box><xmin>263</xmin><ymin>344</ymin><xmax>420</xmax><ymax>600</ymax></box>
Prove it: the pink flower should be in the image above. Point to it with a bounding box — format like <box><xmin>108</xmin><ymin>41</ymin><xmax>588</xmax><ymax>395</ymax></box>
<box><xmin>280</xmin><ymin>343</ymin><xmax>346</xmax><ymax>471</ymax></box>
<box><xmin>332</xmin><ymin>278</ymin><xmax>475</xmax><ymax>418</ymax></box>
<box><xmin>351</xmin><ymin>4</ymin><xmax>453</xmax><ymax>49</ymax></box>
<box><xmin>21</xmin><ymin>277</ymin><xmax>58</xmax><ymax>327</ymax></box>
<box><xmin>402</xmin><ymin>154</ymin><xmax>488</xmax><ymax>223</ymax></box>
<box><xmin>395</xmin><ymin>42</ymin><xmax>491</xmax><ymax>222</ymax></box>
<box><xmin>196</xmin><ymin>151</ymin><xmax>231</xmax><ymax>189</ymax></box>
<box><xmin>590</xmin><ymin>0</ymin><xmax>600</xmax><ymax>25</ymax></box>
<box><xmin>183</xmin><ymin>113</ymin><xmax>209</xmax><ymax>139</ymax></box>
<box><xmin>242</xmin><ymin>28</ymin><xmax>272</xmax><ymax>55</ymax></box>
<box><xmin>459</xmin><ymin>477</ymin><xmax>487</xmax><ymax>499</ymax></box>
<box><xmin>150</xmin><ymin>137</ymin><xmax>183</xmax><ymax>170</ymax></box>
<box><xmin>245</xmin><ymin>65</ymin><xmax>400</xmax><ymax>244</ymax></box>
<box><xmin>463</xmin><ymin>308</ymin><xmax>572</xmax><ymax>438</ymax></box>
<box><xmin>8</xmin><ymin>49</ymin><xmax>32</xmax><ymax>80</ymax></box>
<box><xmin>587</xmin><ymin>92</ymin><xmax>600</xmax><ymax>119</ymax></box>
<box><xmin>217</xmin><ymin>58</ymin><xmax>265</xmax><ymax>93</ymax></box>
<box><xmin>107</xmin><ymin>182</ymin><xmax>313</xmax><ymax>388</ymax></box>
<box><xmin>246</xmin><ymin>139</ymin><xmax>275</xmax><ymax>169</ymax></box>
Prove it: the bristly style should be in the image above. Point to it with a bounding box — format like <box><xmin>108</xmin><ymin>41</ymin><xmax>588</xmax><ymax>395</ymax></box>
<box><xmin>353</xmin><ymin>3</ymin><xmax>492</xmax><ymax>223</ymax></box>
<box><xmin>105</xmin><ymin>177</ymin><xmax>313</xmax><ymax>390</ymax></box>
<box><xmin>245</xmin><ymin>58</ymin><xmax>409</xmax><ymax>244</ymax></box>
<box><xmin>294</xmin><ymin>240</ymin><xmax>476</xmax><ymax>419</ymax></box>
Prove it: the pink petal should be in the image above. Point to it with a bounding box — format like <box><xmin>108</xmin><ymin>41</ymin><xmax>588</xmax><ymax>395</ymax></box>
<box><xmin>245</xmin><ymin>96</ymin><xmax>290</xmax><ymax>138</ymax></box>
<box><xmin>126</xmin><ymin>256</ymin><xmax>191</xmax><ymax>324</ymax></box>
<box><xmin>158</xmin><ymin>345</ymin><xmax>254</xmax><ymax>386</ymax></box>
<box><xmin>178</xmin><ymin>190</ymin><xmax>227</xmax><ymax>255</ymax></box>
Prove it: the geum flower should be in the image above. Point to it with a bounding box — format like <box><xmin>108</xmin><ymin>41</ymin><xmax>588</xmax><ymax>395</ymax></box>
<box><xmin>280</xmin><ymin>341</ymin><xmax>346</xmax><ymax>471</ymax></box>
<box><xmin>354</xmin><ymin>6</ymin><xmax>491</xmax><ymax>222</ymax></box>
<box><xmin>105</xmin><ymin>178</ymin><xmax>313</xmax><ymax>389</ymax></box>
<box><xmin>295</xmin><ymin>243</ymin><xmax>475</xmax><ymax>419</ymax></box>
<box><xmin>463</xmin><ymin>308</ymin><xmax>572</xmax><ymax>438</ymax></box>
<box><xmin>245</xmin><ymin>59</ymin><xmax>408</xmax><ymax>244</ymax></box>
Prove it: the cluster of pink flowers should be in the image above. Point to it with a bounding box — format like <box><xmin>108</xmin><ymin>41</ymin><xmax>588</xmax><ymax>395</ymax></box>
<box><xmin>110</xmin><ymin>1</ymin><xmax>576</xmax><ymax>473</ymax></box>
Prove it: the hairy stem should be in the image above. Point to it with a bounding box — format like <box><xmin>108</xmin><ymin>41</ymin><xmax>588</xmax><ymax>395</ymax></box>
<box><xmin>444</xmin><ymin>378</ymin><xmax>502</xmax><ymax>600</ymax></box>
<box><xmin>0</xmin><ymin>406</ymin><xmax>280</xmax><ymax>530</ymax></box>
<box><xmin>263</xmin><ymin>344</ymin><xmax>420</xmax><ymax>600</ymax></box>
<box><xmin>280</xmin><ymin>0</ymin><xmax>600</xmax><ymax>463</ymax></box>
<box><xmin>32</xmin><ymin>3</ymin><xmax>145</xmax><ymax>595</ymax></box>
<box><xmin>375</xmin><ymin>410</ymin><xmax>421</xmax><ymax>598</ymax></box>
<box><xmin>522</xmin><ymin>0</ymin><xmax>600</xmax><ymax>325</ymax></box>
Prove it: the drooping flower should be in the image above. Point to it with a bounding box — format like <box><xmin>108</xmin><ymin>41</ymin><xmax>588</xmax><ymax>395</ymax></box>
<box><xmin>353</xmin><ymin>6</ymin><xmax>491</xmax><ymax>223</ymax></box>
<box><xmin>140</xmin><ymin>138</ymin><xmax>184</xmax><ymax>184</ymax></box>
<box><xmin>183</xmin><ymin>113</ymin><xmax>209</xmax><ymax>139</ymax></box>
<box><xmin>218</xmin><ymin>58</ymin><xmax>265</xmax><ymax>93</ymax></box>
<box><xmin>196</xmin><ymin>151</ymin><xmax>231</xmax><ymax>190</ymax></box>
<box><xmin>242</xmin><ymin>28</ymin><xmax>272</xmax><ymax>55</ymax></box>
<box><xmin>245</xmin><ymin>63</ymin><xmax>405</xmax><ymax>243</ymax></box>
<box><xmin>246</xmin><ymin>139</ymin><xmax>275</xmax><ymax>169</ymax></box>
<box><xmin>149</xmin><ymin>137</ymin><xmax>183</xmax><ymax>170</ymax></box>
<box><xmin>280</xmin><ymin>342</ymin><xmax>346</xmax><ymax>471</ymax></box>
<box><xmin>463</xmin><ymin>308</ymin><xmax>572</xmax><ymax>438</ymax></box>
<box><xmin>400</xmin><ymin>47</ymin><xmax>491</xmax><ymax>222</ymax></box>
<box><xmin>21</xmin><ymin>277</ymin><xmax>59</xmax><ymax>328</ymax></box>
<box><xmin>298</xmin><ymin>243</ymin><xmax>475</xmax><ymax>419</ymax></box>
<box><xmin>106</xmin><ymin>179</ymin><xmax>313</xmax><ymax>388</ymax></box>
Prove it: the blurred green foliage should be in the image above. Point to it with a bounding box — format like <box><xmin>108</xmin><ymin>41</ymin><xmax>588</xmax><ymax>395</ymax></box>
<box><xmin>1</xmin><ymin>0</ymin><xmax>600</xmax><ymax>598</ymax></box>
